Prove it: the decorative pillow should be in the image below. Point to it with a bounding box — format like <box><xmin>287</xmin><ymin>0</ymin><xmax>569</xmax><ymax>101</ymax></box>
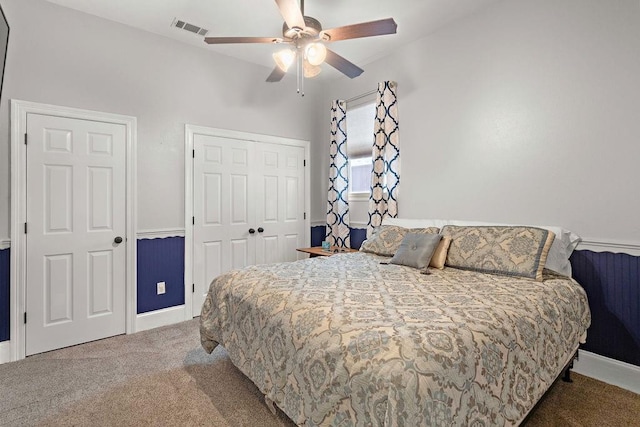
<box><xmin>446</xmin><ymin>219</ymin><xmax>580</xmax><ymax>277</ymax></box>
<box><xmin>441</xmin><ymin>225</ymin><xmax>555</xmax><ymax>281</ymax></box>
<box><xmin>360</xmin><ymin>225</ymin><xmax>440</xmax><ymax>256</ymax></box>
<box><xmin>389</xmin><ymin>233</ymin><xmax>442</xmax><ymax>269</ymax></box>
<box><xmin>429</xmin><ymin>236</ymin><xmax>452</xmax><ymax>269</ymax></box>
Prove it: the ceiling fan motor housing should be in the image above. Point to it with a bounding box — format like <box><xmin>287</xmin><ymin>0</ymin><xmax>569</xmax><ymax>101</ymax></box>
<box><xmin>283</xmin><ymin>16</ymin><xmax>322</xmax><ymax>40</ymax></box>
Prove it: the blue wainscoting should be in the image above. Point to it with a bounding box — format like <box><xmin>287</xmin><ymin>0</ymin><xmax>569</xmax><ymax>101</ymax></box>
<box><xmin>310</xmin><ymin>226</ymin><xmax>326</xmax><ymax>248</ymax></box>
<box><xmin>0</xmin><ymin>248</ymin><xmax>9</xmax><ymax>342</ymax></box>
<box><xmin>137</xmin><ymin>237</ymin><xmax>185</xmax><ymax>314</ymax></box>
<box><xmin>311</xmin><ymin>225</ymin><xmax>367</xmax><ymax>250</ymax></box>
<box><xmin>3</xmin><ymin>229</ymin><xmax>639</xmax><ymax>371</ymax></box>
<box><xmin>570</xmin><ymin>250</ymin><xmax>640</xmax><ymax>366</ymax></box>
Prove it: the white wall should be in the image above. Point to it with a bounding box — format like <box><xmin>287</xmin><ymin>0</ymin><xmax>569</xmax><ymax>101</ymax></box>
<box><xmin>0</xmin><ymin>0</ymin><xmax>317</xmax><ymax>238</ymax></box>
<box><xmin>2</xmin><ymin>0</ymin><xmax>640</xmax><ymax>245</ymax></box>
<box><xmin>312</xmin><ymin>0</ymin><xmax>640</xmax><ymax>244</ymax></box>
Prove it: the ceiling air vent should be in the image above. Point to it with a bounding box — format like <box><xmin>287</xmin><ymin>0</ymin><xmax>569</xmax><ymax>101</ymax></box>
<box><xmin>171</xmin><ymin>18</ymin><xmax>209</xmax><ymax>36</ymax></box>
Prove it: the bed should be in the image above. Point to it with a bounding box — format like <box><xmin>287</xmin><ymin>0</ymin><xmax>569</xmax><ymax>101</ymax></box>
<box><xmin>200</xmin><ymin>224</ymin><xmax>591</xmax><ymax>426</ymax></box>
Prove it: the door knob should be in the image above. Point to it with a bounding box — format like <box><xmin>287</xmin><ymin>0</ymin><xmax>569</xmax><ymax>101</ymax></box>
<box><xmin>257</xmin><ymin>227</ymin><xmax>264</xmax><ymax>233</ymax></box>
<box><xmin>114</xmin><ymin>236</ymin><xmax>123</xmax><ymax>244</ymax></box>
<box><xmin>248</xmin><ymin>228</ymin><xmax>255</xmax><ymax>234</ymax></box>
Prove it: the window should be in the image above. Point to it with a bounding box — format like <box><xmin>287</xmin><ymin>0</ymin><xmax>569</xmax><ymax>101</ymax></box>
<box><xmin>349</xmin><ymin>157</ymin><xmax>371</xmax><ymax>193</ymax></box>
<box><xmin>346</xmin><ymin>97</ymin><xmax>376</xmax><ymax>199</ymax></box>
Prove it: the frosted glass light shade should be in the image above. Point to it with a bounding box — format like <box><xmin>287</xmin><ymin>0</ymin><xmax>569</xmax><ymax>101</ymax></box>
<box><xmin>305</xmin><ymin>42</ymin><xmax>327</xmax><ymax>66</ymax></box>
<box><xmin>273</xmin><ymin>49</ymin><xmax>295</xmax><ymax>72</ymax></box>
<box><xmin>303</xmin><ymin>60</ymin><xmax>321</xmax><ymax>78</ymax></box>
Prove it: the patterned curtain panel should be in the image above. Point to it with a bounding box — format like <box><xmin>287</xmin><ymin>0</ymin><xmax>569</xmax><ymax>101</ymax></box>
<box><xmin>326</xmin><ymin>100</ymin><xmax>351</xmax><ymax>248</ymax></box>
<box><xmin>367</xmin><ymin>81</ymin><xmax>400</xmax><ymax>236</ymax></box>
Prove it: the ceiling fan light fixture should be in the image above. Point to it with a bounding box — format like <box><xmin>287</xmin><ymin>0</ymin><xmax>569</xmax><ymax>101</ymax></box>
<box><xmin>303</xmin><ymin>60</ymin><xmax>322</xmax><ymax>78</ymax></box>
<box><xmin>273</xmin><ymin>48</ymin><xmax>296</xmax><ymax>72</ymax></box>
<box><xmin>204</xmin><ymin>1</ymin><xmax>398</xmax><ymax>88</ymax></box>
<box><xmin>305</xmin><ymin>42</ymin><xmax>327</xmax><ymax>66</ymax></box>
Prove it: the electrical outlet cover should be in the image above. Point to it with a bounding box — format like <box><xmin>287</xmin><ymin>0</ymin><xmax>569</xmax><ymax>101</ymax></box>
<box><xmin>157</xmin><ymin>281</ymin><xmax>166</xmax><ymax>295</ymax></box>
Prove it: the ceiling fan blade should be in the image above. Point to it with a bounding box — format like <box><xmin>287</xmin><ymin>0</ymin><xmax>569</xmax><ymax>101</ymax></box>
<box><xmin>204</xmin><ymin>36</ymin><xmax>283</xmax><ymax>44</ymax></box>
<box><xmin>325</xmin><ymin>49</ymin><xmax>364</xmax><ymax>79</ymax></box>
<box><xmin>322</xmin><ymin>18</ymin><xmax>397</xmax><ymax>42</ymax></box>
<box><xmin>274</xmin><ymin>0</ymin><xmax>305</xmax><ymax>30</ymax></box>
<box><xmin>266</xmin><ymin>66</ymin><xmax>286</xmax><ymax>82</ymax></box>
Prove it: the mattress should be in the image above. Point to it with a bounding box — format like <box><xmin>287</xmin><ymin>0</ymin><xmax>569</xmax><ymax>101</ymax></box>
<box><xmin>200</xmin><ymin>252</ymin><xmax>591</xmax><ymax>426</ymax></box>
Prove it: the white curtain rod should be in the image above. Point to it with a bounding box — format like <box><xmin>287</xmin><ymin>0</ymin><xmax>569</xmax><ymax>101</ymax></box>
<box><xmin>345</xmin><ymin>89</ymin><xmax>377</xmax><ymax>103</ymax></box>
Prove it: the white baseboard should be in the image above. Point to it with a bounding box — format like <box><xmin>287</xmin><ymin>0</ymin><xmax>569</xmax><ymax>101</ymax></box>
<box><xmin>574</xmin><ymin>350</ymin><xmax>640</xmax><ymax>394</ymax></box>
<box><xmin>0</xmin><ymin>306</ymin><xmax>189</xmax><ymax>365</ymax></box>
<box><xmin>0</xmin><ymin>340</ymin><xmax>11</xmax><ymax>364</ymax></box>
<box><xmin>135</xmin><ymin>305</ymin><xmax>188</xmax><ymax>333</ymax></box>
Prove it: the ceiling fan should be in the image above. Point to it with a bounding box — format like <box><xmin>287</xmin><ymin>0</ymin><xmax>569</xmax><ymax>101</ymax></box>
<box><xmin>204</xmin><ymin>0</ymin><xmax>397</xmax><ymax>92</ymax></box>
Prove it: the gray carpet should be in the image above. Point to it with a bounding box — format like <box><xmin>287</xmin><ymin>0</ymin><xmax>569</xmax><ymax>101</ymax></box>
<box><xmin>0</xmin><ymin>319</ymin><xmax>292</xmax><ymax>426</ymax></box>
<box><xmin>1</xmin><ymin>319</ymin><xmax>638</xmax><ymax>426</ymax></box>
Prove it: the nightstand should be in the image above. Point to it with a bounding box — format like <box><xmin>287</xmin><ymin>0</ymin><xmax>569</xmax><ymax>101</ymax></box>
<box><xmin>296</xmin><ymin>246</ymin><xmax>358</xmax><ymax>257</ymax></box>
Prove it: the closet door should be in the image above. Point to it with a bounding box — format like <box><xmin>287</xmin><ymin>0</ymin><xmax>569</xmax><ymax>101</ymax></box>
<box><xmin>192</xmin><ymin>135</ymin><xmax>255</xmax><ymax>316</ymax></box>
<box><xmin>254</xmin><ymin>142</ymin><xmax>306</xmax><ymax>264</ymax></box>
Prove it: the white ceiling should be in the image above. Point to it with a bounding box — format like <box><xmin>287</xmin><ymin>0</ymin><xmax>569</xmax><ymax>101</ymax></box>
<box><xmin>44</xmin><ymin>0</ymin><xmax>501</xmax><ymax>77</ymax></box>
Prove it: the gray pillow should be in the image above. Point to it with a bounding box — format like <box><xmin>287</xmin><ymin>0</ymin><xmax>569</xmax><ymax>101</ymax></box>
<box><xmin>389</xmin><ymin>233</ymin><xmax>443</xmax><ymax>270</ymax></box>
<box><xmin>360</xmin><ymin>225</ymin><xmax>440</xmax><ymax>256</ymax></box>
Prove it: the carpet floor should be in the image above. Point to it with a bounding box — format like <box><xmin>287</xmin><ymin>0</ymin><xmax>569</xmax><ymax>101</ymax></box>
<box><xmin>0</xmin><ymin>319</ymin><xmax>638</xmax><ymax>426</ymax></box>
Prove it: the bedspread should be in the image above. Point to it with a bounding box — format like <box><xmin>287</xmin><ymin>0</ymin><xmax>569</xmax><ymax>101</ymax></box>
<box><xmin>200</xmin><ymin>252</ymin><xmax>591</xmax><ymax>426</ymax></box>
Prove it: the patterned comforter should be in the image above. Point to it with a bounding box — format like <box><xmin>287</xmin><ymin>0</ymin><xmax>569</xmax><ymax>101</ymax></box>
<box><xmin>200</xmin><ymin>252</ymin><xmax>591</xmax><ymax>426</ymax></box>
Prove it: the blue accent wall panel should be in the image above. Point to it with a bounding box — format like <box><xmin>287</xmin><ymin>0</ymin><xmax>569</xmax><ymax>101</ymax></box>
<box><xmin>570</xmin><ymin>250</ymin><xmax>640</xmax><ymax>366</ymax></box>
<box><xmin>311</xmin><ymin>225</ymin><xmax>326</xmax><ymax>247</ymax></box>
<box><xmin>350</xmin><ymin>228</ymin><xmax>367</xmax><ymax>250</ymax></box>
<box><xmin>311</xmin><ymin>225</ymin><xmax>367</xmax><ymax>250</ymax></box>
<box><xmin>0</xmin><ymin>248</ymin><xmax>9</xmax><ymax>342</ymax></box>
<box><xmin>137</xmin><ymin>237</ymin><xmax>185</xmax><ymax>314</ymax></box>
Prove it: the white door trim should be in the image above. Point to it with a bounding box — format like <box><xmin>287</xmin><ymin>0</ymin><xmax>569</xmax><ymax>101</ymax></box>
<box><xmin>9</xmin><ymin>99</ymin><xmax>137</xmax><ymax>362</ymax></box>
<box><xmin>184</xmin><ymin>124</ymin><xmax>310</xmax><ymax>320</ymax></box>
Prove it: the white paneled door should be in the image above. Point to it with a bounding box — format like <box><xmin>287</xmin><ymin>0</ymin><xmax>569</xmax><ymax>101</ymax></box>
<box><xmin>193</xmin><ymin>134</ymin><xmax>255</xmax><ymax>314</ymax></box>
<box><xmin>253</xmin><ymin>142</ymin><xmax>306</xmax><ymax>265</ymax></box>
<box><xmin>25</xmin><ymin>114</ymin><xmax>126</xmax><ymax>356</ymax></box>
<box><xmin>192</xmin><ymin>135</ymin><xmax>306</xmax><ymax>317</ymax></box>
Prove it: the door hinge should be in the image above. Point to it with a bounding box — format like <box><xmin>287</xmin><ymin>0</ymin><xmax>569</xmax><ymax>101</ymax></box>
<box><xmin>304</xmin><ymin>212</ymin><xmax>306</xmax><ymax>219</ymax></box>
<box><xmin>192</xmin><ymin>216</ymin><xmax>195</xmax><ymax>225</ymax></box>
<box><xmin>192</xmin><ymin>283</ymin><xmax>195</xmax><ymax>293</ymax></box>
<box><xmin>303</xmin><ymin>159</ymin><xmax>306</xmax><ymax>167</ymax></box>
<box><xmin>24</xmin><ymin>222</ymin><xmax>27</xmax><ymax>234</ymax></box>
<box><xmin>24</xmin><ymin>312</ymin><xmax>27</xmax><ymax>324</ymax></box>
<box><xmin>192</xmin><ymin>149</ymin><xmax>195</xmax><ymax>158</ymax></box>
<box><xmin>24</xmin><ymin>133</ymin><xmax>28</xmax><ymax>145</ymax></box>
